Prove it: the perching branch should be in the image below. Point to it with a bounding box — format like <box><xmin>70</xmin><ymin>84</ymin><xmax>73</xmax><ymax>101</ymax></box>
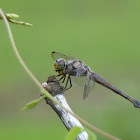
<box><xmin>42</xmin><ymin>75</ymin><xmax>88</xmax><ymax>140</ymax></box>
<box><xmin>0</xmin><ymin>8</ymin><xmax>120</xmax><ymax>140</ymax></box>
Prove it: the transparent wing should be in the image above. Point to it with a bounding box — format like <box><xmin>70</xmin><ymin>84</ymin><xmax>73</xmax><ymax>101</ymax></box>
<box><xmin>51</xmin><ymin>51</ymin><xmax>77</xmax><ymax>63</ymax></box>
<box><xmin>83</xmin><ymin>72</ymin><xmax>95</xmax><ymax>99</ymax></box>
<box><xmin>70</xmin><ymin>75</ymin><xmax>86</xmax><ymax>88</ymax></box>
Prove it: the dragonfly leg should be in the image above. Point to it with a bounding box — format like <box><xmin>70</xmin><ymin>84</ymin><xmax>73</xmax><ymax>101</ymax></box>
<box><xmin>62</xmin><ymin>74</ymin><xmax>66</xmax><ymax>83</ymax></box>
<box><xmin>56</xmin><ymin>72</ymin><xmax>67</xmax><ymax>82</ymax></box>
<box><xmin>57</xmin><ymin>75</ymin><xmax>65</xmax><ymax>81</ymax></box>
<box><xmin>62</xmin><ymin>75</ymin><xmax>72</xmax><ymax>92</ymax></box>
<box><xmin>69</xmin><ymin>76</ymin><xmax>72</xmax><ymax>88</ymax></box>
<box><xmin>57</xmin><ymin>73</ymin><xmax>67</xmax><ymax>82</ymax></box>
<box><xmin>64</xmin><ymin>75</ymin><xmax>69</xmax><ymax>89</ymax></box>
<box><xmin>56</xmin><ymin>74</ymin><xmax>63</xmax><ymax>77</ymax></box>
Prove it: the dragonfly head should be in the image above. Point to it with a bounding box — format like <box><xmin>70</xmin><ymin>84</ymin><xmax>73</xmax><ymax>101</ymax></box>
<box><xmin>54</xmin><ymin>58</ymin><xmax>66</xmax><ymax>72</ymax></box>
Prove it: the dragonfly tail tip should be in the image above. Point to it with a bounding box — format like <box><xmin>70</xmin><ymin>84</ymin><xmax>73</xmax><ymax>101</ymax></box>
<box><xmin>133</xmin><ymin>100</ymin><xmax>140</xmax><ymax>108</ymax></box>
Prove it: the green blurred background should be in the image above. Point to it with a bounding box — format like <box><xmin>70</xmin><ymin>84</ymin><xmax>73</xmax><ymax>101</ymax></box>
<box><xmin>0</xmin><ymin>0</ymin><xmax>140</xmax><ymax>140</ymax></box>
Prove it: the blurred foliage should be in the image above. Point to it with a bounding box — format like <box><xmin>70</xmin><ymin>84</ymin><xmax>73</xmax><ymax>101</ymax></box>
<box><xmin>0</xmin><ymin>0</ymin><xmax>140</xmax><ymax>140</ymax></box>
<box><xmin>0</xmin><ymin>12</ymin><xmax>32</xmax><ymax>26</ymax></box>
<box><xmin>65</xmin><ymin>126</ymin><xmax>84</xmax><ymax>140</ymax></box>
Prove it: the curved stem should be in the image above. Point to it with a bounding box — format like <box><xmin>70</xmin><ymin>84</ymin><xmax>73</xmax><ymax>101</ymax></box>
<box><xmin>0</xmin><ymin>8</ymin><xmax>120</xmax><ymax>140</ymax></box>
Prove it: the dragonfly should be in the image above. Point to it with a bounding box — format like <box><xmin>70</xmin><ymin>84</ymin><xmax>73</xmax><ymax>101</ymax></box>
<box><xmin>51</xmin><ymin>51</ymin><xmax>140</xmax><ymax>108</ymax></box>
